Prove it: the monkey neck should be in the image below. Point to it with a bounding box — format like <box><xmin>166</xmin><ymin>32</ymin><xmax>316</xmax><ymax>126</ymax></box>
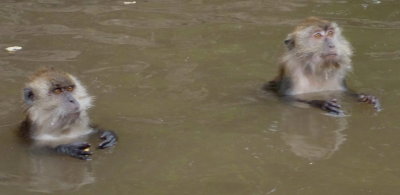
<box><xmin>304</xmin><ymin>61</ymin><xmax>340</xmax><ymax>80</ymax></box>
<box><xmin>27</xmin><ymin>110</ymin><xmax>92</xmax><ymax>139</ymax></box>
<box><xmin>283</xmin><ymin>58</ymin><xmax>349</xmax><ymax>95</ymax></box>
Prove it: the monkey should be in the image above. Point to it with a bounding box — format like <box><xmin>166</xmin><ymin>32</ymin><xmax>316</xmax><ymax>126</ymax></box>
<box><xmin>20</xmin><ymin>68</ymin><xmax>117</xmax><ymax>160</ymax></box>
<box><xmin>265</xmin><ymin>17</ymin><xmax>381</xmax><ymax>115</ymax></box>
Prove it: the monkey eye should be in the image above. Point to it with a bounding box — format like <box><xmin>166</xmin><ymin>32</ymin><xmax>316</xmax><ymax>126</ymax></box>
<box><xmin>53</xmin><ymin>88</ymin><xmax>62</xmax><ymax>94</ymax></box>
<box><xmin>66</xmin><ymin>86</ymin><xmax>74</xmax><ymax>92</ymax></box>
<box><xmin>327</xmin><ymin>30</ymin><xmax>334</xmax><ymax>37</ymax></box>
<box><xmin>313</xmin><ymin>32</ymin><xmax>323</xmax><ymax>39</ymax></box>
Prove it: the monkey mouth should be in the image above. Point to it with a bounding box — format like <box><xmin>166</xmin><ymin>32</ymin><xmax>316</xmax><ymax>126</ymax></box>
<box><xmin>63</xmin><ymin>111</ymin><xmax>81</xmax><ymax>121</ymax></box>
<box><xmin>322</xmin><ymin>53</ymin><xmax>337</xmax><ymax>57</ymax></box>
<box><xmin>53</xmin><ymin>111</ymin><xmax>81</xmax><ymax>128</ymax></box>
<box><xmin>69</xmin><ymin>111</ymin><xmax>81</xmax><ymax>118</ymax></box>
<box><xmin>322</xmin><ymin>53</ymin><xmax>338</xmax><ymax>60</ymax></box>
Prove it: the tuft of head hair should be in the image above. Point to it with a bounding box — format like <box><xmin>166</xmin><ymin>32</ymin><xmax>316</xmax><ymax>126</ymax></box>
<box><xmin>24</xmin><ymin>67</ymin><xmax>93</xmax><ymax>111</ymax></box>
<box><xmin>22</xmin><ymin>68</ymin><xmax>95</xmax><ymax>143</ymax></box>
<box><xmin>294</xmin><ymin>17</ymin><xmax>331</xmax><ymax>32</ymax></box>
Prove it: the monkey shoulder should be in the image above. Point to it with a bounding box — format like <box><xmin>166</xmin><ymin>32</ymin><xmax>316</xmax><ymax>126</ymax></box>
<box><xmin>263</xmin><ymin>77</ymin><xmax>293</xmax><ymax>96</ymax></box>
<box><xmin>18</xmin><ymin>118</ymin><xmax>34</xmax><ymax>144</ymax></box>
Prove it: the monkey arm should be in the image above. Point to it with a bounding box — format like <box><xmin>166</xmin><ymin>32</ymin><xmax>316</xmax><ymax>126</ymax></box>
<box><xmin>307</xmin><ymin>99</ymin><xmax>344</xmax><ymax>115</ymax></box>
<box><xmin>282</xmin><ymin>96</ymin><xmax>344</xmax><ymax>115</ymax></box>
<box><xmin>343</xmin><ymin>82</ymin><xmax>382</xmax><ymax>111</ymax></box>
<box><xmin>52</xmin><ymin>128</ymin><xmax>117</xmax><ymax>160</ymax></box>
<box><xmin>346</xmin><ymin>90</ymin><xmax>382</xmax><ymax>111</ymax></box>
<box><xmin>264</xmin><ymin>79</ymin><xmax>343</xmax><ymax>115</ymax></box>
<box><xmin>54</xmin><ymin>142</ymin><xmax>92</xmax><ymax>160</ymax></box>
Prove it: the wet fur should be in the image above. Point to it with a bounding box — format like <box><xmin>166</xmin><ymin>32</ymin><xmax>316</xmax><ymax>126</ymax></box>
<box><xmin>21</xmin><ymin>68</ymin><xmax>94</xmax><ymax>147</ymax></box>
<box><xmin>269</xmin><ymin>17</ymin><xmax>353</xmax><ymax>96</ymax></box>
<box><xmin>265</xmin><ymin>17</ymin><xmax>381</xmax><ymax>114</ymax></box>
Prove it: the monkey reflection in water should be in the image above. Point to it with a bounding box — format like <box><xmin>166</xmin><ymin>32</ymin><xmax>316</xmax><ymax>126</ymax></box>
<box><xmin>20</xmin><ymin>68</ymin><xmax>117</xmax><ymax>160</ymax></box>
<box><xmin>25</xmin><ymin>155</ymin><xmax>95</xmax><ymax>193</ymax></box>
<box><xmin>277</xmin><ymin>103</ymin><xmax>347</xmax><ymax>161</ymax></box>
<box><xmin>265</xmin><ymin>17</ymin><xmax>382</xmax><ymax>115</ymax></box>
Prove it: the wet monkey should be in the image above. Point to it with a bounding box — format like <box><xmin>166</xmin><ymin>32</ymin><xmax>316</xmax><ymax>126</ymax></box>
<box><xmin>20</xmin><ymin>68</ymin><xmax>117</xmax><ymax>160</ymax></box>
<box><xmin>265</xmin><ymin>17</ymin><xmax>381</xmax><ymax>114</ymax></box>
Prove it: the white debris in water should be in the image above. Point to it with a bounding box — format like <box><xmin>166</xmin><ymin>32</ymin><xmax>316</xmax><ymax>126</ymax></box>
<box><xmin>123</xmin><ymin>1</ymin><xmax>136</xmax><ymax>5</ymax></box>
<box><xmin>361</xmin><ymin>4</ymin><xmax>368</xmax><ymax>9</ymax></box>
<box><xmin>5</xmin><ymin>46</ymin><xmax>22</xmax><ymax>52</ymax></box>
<box><xmin>371</xmin><ymin>0</ymin><xmax>381</xmax><ymax>4</ymax></box>
<box><xmin>266</xmin><ymin>187</ymin><xmax>277</xmax><ymax>194</ymax></box>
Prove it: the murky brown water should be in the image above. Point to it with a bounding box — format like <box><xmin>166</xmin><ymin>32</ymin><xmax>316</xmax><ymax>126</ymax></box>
<box><xmin>0</xmin><ymin>0</ymin><xmax>400</xmax><ymax>194</ymax></box>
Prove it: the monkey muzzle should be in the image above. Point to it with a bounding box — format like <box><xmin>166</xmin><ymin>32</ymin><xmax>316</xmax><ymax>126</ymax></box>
<box><xmin>63</xmin><ymin>93</ymin><xmax>81</xmax><ymax>115</ymax></box>
<box><xmin>321</xmin><ymin>53</ymin><xmax>338</xmax><ymax>61</ymax></box>
<box><xmin>321</xmin><ymin>39</ymin><xmax>338</xmax><ymax>61</ymax></box>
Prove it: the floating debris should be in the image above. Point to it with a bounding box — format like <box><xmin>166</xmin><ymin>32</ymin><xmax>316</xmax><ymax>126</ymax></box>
<box><xmin>123</xmin><ymin>1</ymin><xmax>136</xmax><ymax>5</ymax></box>
<box><xmin>371</xmin><ymin>0</ymin><xmax>381</xmax><ymax>4</ymax></box>
<box><xmin>5</xmin><ymin>46</ymin><xmax>22</xmax><ymax>52</ymax></box>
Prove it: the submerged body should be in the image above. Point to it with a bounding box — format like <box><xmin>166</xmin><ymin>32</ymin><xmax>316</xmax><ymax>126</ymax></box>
<box><xmin>266</xmin><ymin>17</ymin><xmax>381</xmax><ymax>114</ymax></box>
<box><xmin>20</xmin><ymin>68</ymin><xmax>117</xmax><ymax>160</ymax></box>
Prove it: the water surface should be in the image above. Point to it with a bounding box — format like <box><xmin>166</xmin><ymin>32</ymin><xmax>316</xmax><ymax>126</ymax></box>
<box><xmin>0</xmin><ymin>0</ymin><xmax>400</xmax><ymax>194</ymax></box>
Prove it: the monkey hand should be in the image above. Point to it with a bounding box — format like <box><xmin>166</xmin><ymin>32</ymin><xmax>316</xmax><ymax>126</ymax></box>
<box><xmin>98</xmin><ymin>130</ymin><xmax>118</xmax><ymax>149</ymax></box>
<box><xmin>54</xmin><ymin>142</ymin><xmax>92</xmax><ymax>160</ymax></box>
<box><xmin>358</xmin><ymin>94</ymin><xmax>382</xmax><ymax>111</ymax></box>
<box><xmin>309</xmin><ymin>99</ymin><xmax>343</xmax><ymax>115</ymax></box>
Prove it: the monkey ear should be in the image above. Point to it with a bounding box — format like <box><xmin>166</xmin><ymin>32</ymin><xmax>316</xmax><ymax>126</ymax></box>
<box><xmin>23</xmin><ymin>88</ymin><xmax>34</xmax><ymax>105</ymax></box>
<box><xmin>284</xmin><ymin>34</ymin><xmax>295</xmax><ymax>50</ymax></box>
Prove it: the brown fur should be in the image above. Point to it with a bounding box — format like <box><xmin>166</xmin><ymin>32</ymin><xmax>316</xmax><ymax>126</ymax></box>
<box><xmin>269</xmin><ymin>17</ymin><xmax>353</xmax><ymax>96</ymax></box>
<box><xmin>294</xmin><ymin>17</ymin><xmax>330</xmax><ymax>32</ymax></box>
<box><xmin>20</xmin><ymin>68</ymin><xmax>117</xmax><ymax>160</ymax></box>
<box><xmin>22</xmin><ymin>68</ymin><xmax>93</xmax><ymax>147</ymax></box>
<box><xmin>28</xmin><ymin>68</ymin><xmax>75</xmax><ymax>91</ymax></box>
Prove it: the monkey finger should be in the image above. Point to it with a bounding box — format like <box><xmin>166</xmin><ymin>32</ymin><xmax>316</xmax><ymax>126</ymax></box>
<box><xmin>372</xmin><ymin>99</ymin><xmax>382</xmax><ymax>111</ymax></box>
<box><xmin>326</xmin><ymin>107</ymin><xmax>343</xmax><ymax>115</ymax></box>
<box><xmin>326</xmin><ymin>101</ymin><xmax>341</xmax><ymax>109</ymax></box>
<box><xmin>360</xmin><ymin>95</ymin><xmax>382</xmax><ymax>111</ymax></box>
<box><xmin>98</xmin><ymin>142</ymin><xmax>112</xmax><ymax>149</ymax></box>
<box><xmin>358</xmin><ymin>94</ymin><xmax>373</xmax><ymax>103</ymax></box>
<box><xmin>363</xmin><ymin>95</ymin><xmax>373</xmax><ymax>103</ymax></box>
<box><xmin>77</xmin><ymin>149</ymin><xmax>92</xmax><ymax>156</ymax></box>
<box><xmin>322</xmin><ymin>103</ymin><xmax>343</xmax><ymax>115</ymax></box>
<box><xmin>98</xmin><ymin>130</ymin><xmax>118</xmax><ymax>149</ymax></box>
<box><xmin>72</xmin><ymin>150</ymin><xmax>92</xmax><ymax>160</ymax></box>
<box><xmin>330</xmin><ymin>99</ymin><xmax>338</xmax><ymax>103</ymax></box>
<box><xmin>70</xmin><ymin>142</ymin><xmax>91</xmax><ymax>149</ymax></box>
<box><xmin>374</xmin><ymin>104</ymin><xmax>383</xmax><ymax>112</ymax></box>
<box><xmin>368</xmin><ymin>96</ymin><xmax>378</xmax><ymax>105</ymax></box>
<box><xmin>98</xmin><ymin>137</ymin><xmax>117</xmax><ymax>149</ymax></box>
<box><xmin>83</xmin><ymin>157</ymin><xmax>92</xmax><ymax>160</ymax></box>
<box><xmin>100</xmin><ymin>131</ymin><xmax>117</xmax><ymax>140</ymax></box>
<box><xmin>75</xmin><ymin>154</ymin><xmax>92</xmax><ymax>160</ymax></box>
<box><xmin>65</xmin><ymin>149</ymin><xmax>92</xmax><ymax>160</ymax></box>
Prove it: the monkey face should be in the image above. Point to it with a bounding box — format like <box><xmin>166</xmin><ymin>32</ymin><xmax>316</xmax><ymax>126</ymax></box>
<box><xmin>23</xmin><ymin>68</ymin><xmax>93</xmax><ymax>128</ymax></box>
<box><xmin>49</xmin><ymin>85</ymin><xmax>80</xmax><ymax>117</ymax></box>
<box><xmin>291</xmin><ymin>22</ymin><xmax>352</xmax><ymax>67</ymax></box>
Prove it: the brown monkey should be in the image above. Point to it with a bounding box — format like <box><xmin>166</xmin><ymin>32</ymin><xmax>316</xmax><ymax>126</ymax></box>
<box><xmin>265</xmin><ymin>17</ymin><xmax>381</xmax><ymax>114</ymax></box>
<box><xmin>20</xmin><ymin>68</ymin><xmax>117</xmax><ymax>160</ymax></box>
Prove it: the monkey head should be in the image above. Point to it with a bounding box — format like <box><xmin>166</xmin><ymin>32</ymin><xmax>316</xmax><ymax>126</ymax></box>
<box><xmin>284</xmin><ymin>17</ymin><xmax>353</xmax><ymax>68</ymax></box>
<box><xmin>23</xmin><ymin>68</ymin><xmax>93</xmax><ymax>129</ymax></box>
